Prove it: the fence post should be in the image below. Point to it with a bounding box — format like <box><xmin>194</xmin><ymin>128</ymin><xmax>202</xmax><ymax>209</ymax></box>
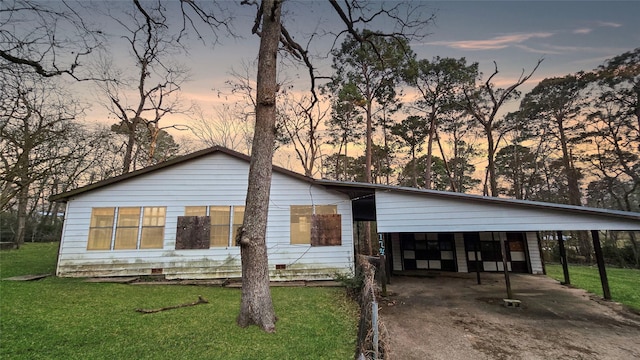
<box><xmin>372</xmin><ymin>300</ymin><xmax>379</xmax><ymax>360</ymax></box>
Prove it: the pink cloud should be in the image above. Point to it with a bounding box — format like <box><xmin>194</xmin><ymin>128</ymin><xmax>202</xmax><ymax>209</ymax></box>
<box><xmin>573</xmin><ymin>28</ymin><xmax>592</xmax><ymax>34</ymax></box>
<box><xmin>425</xmin><ymin>32</ymin><xmax>554</xmax><ymax>50</ymax></box>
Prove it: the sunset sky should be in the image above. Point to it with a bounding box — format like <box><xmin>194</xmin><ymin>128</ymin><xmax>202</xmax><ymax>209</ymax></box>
<box><xmin>66</xmin><ymin>0</ymin><xmax>639</xmax><ymax>166</ymax></box>
<box><xmin>177</xmin><ymin>0</ymin><xmax>640</xmax><ymax>105</ymax></box>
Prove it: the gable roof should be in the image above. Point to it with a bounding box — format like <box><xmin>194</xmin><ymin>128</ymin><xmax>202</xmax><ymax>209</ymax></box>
<box><xmin>49</xmin><ymin>146</ymin><xmax>314</xmax><ymax>202</ymax></box>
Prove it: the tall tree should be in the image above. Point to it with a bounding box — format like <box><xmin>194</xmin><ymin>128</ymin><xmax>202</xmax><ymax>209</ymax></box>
<box><xmin>463</xmin><ymin>60</ymin><xmax>542</xmax><ymax>196</ymax></box>
<box><xmin>235</xmin><ymin>0</ymin><xmax>282</xmax><ymax>332</ymax></box>
<box><xmin>404</xmin><ymin>57</ymin><xmax>477</xmax><ymax>189</ymax></box>
<box><xmin>584</xmin><ymin>48</ymin><xmax>640</xmax><ymax>212</ymax></box>
<box><xmin>495</xmin><ymin>144</ymin><xmax>544</xmax><ymax>200</ymax></box>
<box><xmin>237</xmin><ymin>0</ymin><xmax>429</xmax><ymax>332</ymax></box>
<box><xmin>391</xmin><ymin>115</ymin><xmax>428</xmax><ymax>187</ymax></box>
<box><xmin>325</xmin><ymin>82</ymin><xmax>365</xmax><ymax>181</ymax></box>
<box><xmin>327</xmin><ymin>31</ymin><xmax>414</xmax><ymax>183</ymax></box>
<box><xmin>518</xmin><ymin>73</ymin><xmax>587</xmax><ymax>206</ymax></box>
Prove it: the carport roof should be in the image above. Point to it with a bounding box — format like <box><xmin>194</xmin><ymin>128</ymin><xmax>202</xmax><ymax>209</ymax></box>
<box><xmin>317</xmin><ymin>180</ymin><xmax>640</xmax><ymax>226</ymax></box>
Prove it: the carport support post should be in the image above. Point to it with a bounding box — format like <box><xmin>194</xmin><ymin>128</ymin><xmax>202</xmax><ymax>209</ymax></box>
<box><xmin>499</xmin><ymin>235</ymin><xmax>513</xmax><ymax>299</ymax></box>
<box><xmin>556</xmin><ymin>231</ymin><xmax>570</xmax><ymax>285</ymax></box>
<box><xmin>591</xmin><ymin>230</ymin><xmax>611</xmax><ymax>300</ymax></box>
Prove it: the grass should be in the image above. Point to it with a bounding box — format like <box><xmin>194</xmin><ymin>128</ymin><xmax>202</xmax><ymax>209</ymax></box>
<box><xmin>546</xmin><ymin>264</ymin><xmax>640</xmax><ymax>311</ymax></box>
<box><xmin>1</xmin><ymin>243</ymin><xmax>358</xmax><ymax>360</ymax></box>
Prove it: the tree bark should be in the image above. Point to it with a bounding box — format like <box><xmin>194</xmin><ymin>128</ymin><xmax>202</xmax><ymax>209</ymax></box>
<box><xmin>236</xmin><ymin>0</ymin><xmax>280</xmax><ymax>333</ymax></box>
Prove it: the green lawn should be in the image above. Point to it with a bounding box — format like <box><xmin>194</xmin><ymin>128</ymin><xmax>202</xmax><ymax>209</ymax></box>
<box><xmin>546</xmin><ymin>264</ymin><xmax>640</xmax><ymax>311</ymax></box>
<box><xmin>1</xmin><ymin>243</ymin><xmax>357</xmax><ymax>360</ymax></box>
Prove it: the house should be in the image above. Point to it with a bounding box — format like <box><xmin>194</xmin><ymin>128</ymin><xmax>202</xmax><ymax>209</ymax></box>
<box><xmin>51</xmin><ymin>146</ymin><xmax>640</xmax><ymax>281</ymax></box>
<box><xmin>50</xmin><ymin>147</ymin><xmax>355</xmax><ymax>280</ymax></box>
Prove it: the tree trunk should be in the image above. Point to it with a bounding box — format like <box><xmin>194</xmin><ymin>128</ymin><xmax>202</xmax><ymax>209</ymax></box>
<box><xmin>365</xmin><ymin>100</ymin><xmax>373</xmax><ymax>183</ymax></box>
<box><xmin>15</xmin><ymin>180</ymin><xmax>29</xmax><ymax>248</ymax></box>
<box><xmin>122</xmin><ymin>120</ymin><xmax>136</xmax><ymax>174</ymax></box>
<box><xmin>486</xmin><ymin>125</ymin><xmax>498</xmax><ymax>197</ymax></box>
<box><xmin>236</xmin><ymin>0</ymin><xmax>280</xmax><ymax>333</ymax></box>
<box><xmin>425</xmin><ymin>111</ymin><xmax>436</xmax><ymax>190</ymax></box>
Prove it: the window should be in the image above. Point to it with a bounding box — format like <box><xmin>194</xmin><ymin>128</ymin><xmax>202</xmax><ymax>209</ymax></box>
<box><xmin>210</xmin><ymin>206</ymin><xmax>231</xmax><ymax>247</ymax></box>
<box><xmin>185</xmin><ymin>206</ymin><xmax>207</xmax><ymax>216</ymax></box>
<box><xmin>232</xmin><ymin>206</ymin><xmax>245</xmax><ymax>244</ymax></box>
<box><xmin>180</xmin><ymin>205</ymin><xmax>244</xmax><ymax>248</ymax></box>
<box><xmin>114</xmin><ymin>207</ymin><xmax>140</xmax><ymax>249</ymax></box>
<box><xmin>291</xmin><ymin>206</ymin><xmax>313</xmax><ymax>244</ymax></box>
<box><xmin>87</xmin><ymin>208</ymin><xmax>115</xmax><ymax>250</ymax></box>
<box><xmin>141</xmin><ymin>207</ymin><xmax>166</xmax><ymax>249</ymax></box>
<box><xmin>290</xmin><ymin>205</ymin><xmax>339</xmax><ymax>245</ymax></box>
<box><xmin>87</xmin><ymin>207</ymin><xmax>165</xmax><ymax>250</ymax></box>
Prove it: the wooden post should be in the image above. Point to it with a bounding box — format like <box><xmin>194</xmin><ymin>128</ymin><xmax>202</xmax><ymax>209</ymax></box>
<box><xmin>591</xmin><ymin>230</ymin><xmax>611</xmax><ymax>300</ymax></box>
<box><xmin>499</xmin><ymin>234</ymin><xmax>513</xmax><ymax>299</ymax></box>
<box><xmin>474</xmin><ymin>239</ymin><xmax>481</xmax><ymax>285</ymax></box>
<box><xmin>556</xmin><ymin>231</ymin><xmax>570</xmax><ymax>285</ymax></box>
<box><xmin>379</xmin><ymin>254</ymin><xmax>387</xmax><ymax>297</ymax></box>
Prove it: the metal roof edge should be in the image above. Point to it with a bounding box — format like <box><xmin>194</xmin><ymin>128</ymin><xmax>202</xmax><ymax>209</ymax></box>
<box><xmin>315</xmin><ymin>179</ymin><xmax>640</xmax><ymax>221</ymax></box>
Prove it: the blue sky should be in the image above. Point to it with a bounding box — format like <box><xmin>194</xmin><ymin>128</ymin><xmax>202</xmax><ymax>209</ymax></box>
<box><xmin>182</xmin><ymin>0</ymin><xmax>640</xmax><ymax>105</ymax></box>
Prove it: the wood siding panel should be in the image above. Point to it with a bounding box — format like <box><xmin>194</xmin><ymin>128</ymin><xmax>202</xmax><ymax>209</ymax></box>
<box><xmin>526</xmin><ymin>232</ymin><xmax>544</xmax><ymax>274</ymax></box>
<box><xmin>311</xmin><ymin>214</ymin><xmax>342</xmax><ymax>246</ymax></box>
<box><xmin>454</xmin><ymin>233</ymin><xmax>467</xmax><ymax>273</ymax></box>
<box><xmin>175</xmin><ymin>216</ymin><xmax>210</xmax><ymax>249</ymax></box>
<box><xmin>391</xmin><ymin>233</ymin><xmax>402</xmax><ymax>271</ymax></box>
<box><xmin>375</xmin><ymin>191</ymin><xmax>640</xmax><ymax>232</ymax></box>
<box><xmin>57</xmin><ymin>153</ymin><xmax>354</xmax><ymax>280</ymax></box>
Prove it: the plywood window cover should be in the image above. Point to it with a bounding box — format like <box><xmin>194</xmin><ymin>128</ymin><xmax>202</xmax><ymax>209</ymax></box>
<box><xmin>176</xmin><ymin>216</ymin><xmax>211</xmax><ymax>250</ymax></box>
<box><xmin>311</xmin><ymin>214</ymin><xmax>342</xmax><ymax>246</ymax></box>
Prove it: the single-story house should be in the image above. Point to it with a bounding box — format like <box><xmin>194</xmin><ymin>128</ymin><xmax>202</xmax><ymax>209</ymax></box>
<box><xmin>50</xmin><ymin>146</ymin><xmax>640</xmax><ymax>281</ymax></box>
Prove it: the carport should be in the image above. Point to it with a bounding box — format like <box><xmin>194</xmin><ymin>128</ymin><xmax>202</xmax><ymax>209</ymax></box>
<box><xmin>318</xmin><ymin>180</ymin><xmax>640</xmax><ymax>300</ymax></box>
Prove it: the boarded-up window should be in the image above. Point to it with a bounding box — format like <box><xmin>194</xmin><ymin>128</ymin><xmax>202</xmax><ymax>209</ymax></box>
<box><xmin>290</xmin><ymin>205</ymin><xmax>339</xmax><ymax>245</ymax></box>
<box><xmin>311</xmin><ymin>214</ymin><xmax>342</xmax><ymax>246</ymax></box>
<box><xmin>114</xmin><ymin>207</ymin><xmax>141</xmax><ymax>249</ymax></box>
<box><xmin>87</xmin><ymin>208</ymin><xmax>115</xmax><ymax>250</ymax></box>
<box><xmin>176</xmin><ymin>216</ymin><xmax>211</xmax><ymax>249</ymax></box>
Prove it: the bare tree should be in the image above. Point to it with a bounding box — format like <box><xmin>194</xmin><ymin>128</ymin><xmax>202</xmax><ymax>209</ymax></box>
<box><xmin>93</xmin><ymin>1</ymin><xmax>192</xmax><ymax>174</ymax></box>
<box><xmin>462</xmin><ymin>59</ymin><xmax>542</xmax><ymax>196</ymax></box>
<box><xmin>1</xmin><ymin>0</ymin><xmax>103</xmax><ymax>79</ymax></box>
<box><xmin>0</xmin><ymin>68</ymin><xmax>84</xmax><ymax>246</ymax></box>
<box><xmin>190</xmin><ymin>104</ymin><xmax>254</xmax><ymax>154</ymax></box>
<box><xmin>278</xmin><ymin>92</ymin><xmax>329</xmax><ymax>177</ymax></box>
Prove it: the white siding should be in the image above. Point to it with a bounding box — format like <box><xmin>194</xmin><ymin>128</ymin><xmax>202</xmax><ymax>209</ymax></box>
<box><xmin>375</xmin><ymin>191</ymin><xmax>640</xmax><ymax>232</ymax></box>
<box><xmin>58</xmin><ymin>153</ymin><xmax>354</xmax><ymax>280</ymax></box>
<box><xmin>391</xmin><ymin>233</ymin><xmax>402</xmax><ymax>271</ymax></box>
<box><xmin>526</xmin><ymin>232</ymin><xmax>544</xmax><ymax>274</ymax></box>
<box><xmin>454</xmin><ymin>233</ymin><xmax>467</xmax><ymax>273</ymax></box>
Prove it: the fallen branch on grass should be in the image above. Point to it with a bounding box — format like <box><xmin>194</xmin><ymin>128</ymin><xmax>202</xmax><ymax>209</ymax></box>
<box><xmin>135</xmin><ymin>295</ymin><xmax>209</xmax><ymax>314</ymax></box>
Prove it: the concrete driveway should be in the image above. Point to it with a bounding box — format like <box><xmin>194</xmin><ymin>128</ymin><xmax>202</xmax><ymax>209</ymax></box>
<box><xmin>380</xmin><ymin>273</ymin><xmax>640</xmax><ymax>360</ymax></box>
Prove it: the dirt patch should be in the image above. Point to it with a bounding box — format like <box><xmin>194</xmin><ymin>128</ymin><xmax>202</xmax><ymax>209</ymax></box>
<box><xmin>380</xmin><ymin>273</ymin><xmax>640</xmax><ymax>360</ymax></box>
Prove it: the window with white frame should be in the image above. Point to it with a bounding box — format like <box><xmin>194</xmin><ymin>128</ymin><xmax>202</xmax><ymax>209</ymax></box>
<box><xmin>87</xmin><ymin>206</ymin><xmax>166</xmax><ymax>250</ymax></box>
